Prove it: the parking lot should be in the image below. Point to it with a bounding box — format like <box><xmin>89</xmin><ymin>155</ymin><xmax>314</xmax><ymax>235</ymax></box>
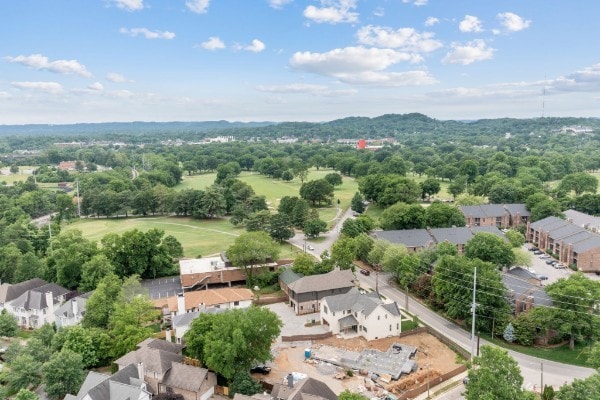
<box><xmin>523</xmin><ymin>245</ymin><xmax>572</xmax><ymax>285</ymax></box>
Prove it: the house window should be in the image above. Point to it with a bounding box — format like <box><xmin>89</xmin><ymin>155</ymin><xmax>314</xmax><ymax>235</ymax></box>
<box><xmin>385</xmin><ymin>314</ymin><xmax>387</xmax><ymax>319</ymax></box>
<box><xmin>324</xmin><ymin>306</ymin><xmax>328</xmax><ymax>314</ymax></box>
<box><xmin>234</xmin><ymin>301</ymin><xmax>239</xmax><ymax>306</ymax></box>
<box><xmin>363</xmin><ymin>327</ymin><xmax>367</xmax><ymax>332</ymax></box>
<box><xmin>378</xmin><ymin>316</ymin><xmax>380</xmax><ymax>320</ymax></box>
<box><xmin>332</xmin><ymin>312</ymin><xmax>335</xmax><ymax>316</ymax></box>
<box><xmin>300</xmin><ymin>306</ymin><xmax>304</xmax><ymax>310</ymax></box>
<box><xmin>397</xmin><ymin>323</ymin><xmax>399</xmax><ymax>330</ymax></box>
<box><xmin>312</xmin><ymin>304</ymin><xmax>315</xmax><ymax>309</ymax></box>
<box><xmin>347</xmin><ymin>309</ymin><xmax>351</xmax><ymax>314</ymax></box>
<box><xmin>389</xmin><ymin>325</ymin><xmax>392</xmax><ymax>331</ymax></box>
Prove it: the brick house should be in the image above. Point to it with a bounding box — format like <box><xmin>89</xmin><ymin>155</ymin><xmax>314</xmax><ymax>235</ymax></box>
<box><xmin>460</xmin><ymin>203</ymin><xmax>530</xmax><ymax>228</ymax></box>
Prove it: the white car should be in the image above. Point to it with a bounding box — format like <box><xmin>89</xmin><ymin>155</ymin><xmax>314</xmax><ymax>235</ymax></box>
<box><xmin>307</xmin><ymin>245</ymin><xmax>315</xmax><ymax>251</ymax></box>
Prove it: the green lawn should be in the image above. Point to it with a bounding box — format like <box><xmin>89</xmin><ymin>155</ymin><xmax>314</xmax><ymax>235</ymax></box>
<box><xmin>66</xmin><ymin>215</ymin><xmax>297</xmax><ymax>259</ymax></box>
<box><xmin>480</xmin><ymin>332</ymin><xmax>592</xmax><ymax>367</ymax></box>
<box><xmin>407</xmin><ymin>173</ymin><xmax>453</xmax><ymax>200</ymax></box>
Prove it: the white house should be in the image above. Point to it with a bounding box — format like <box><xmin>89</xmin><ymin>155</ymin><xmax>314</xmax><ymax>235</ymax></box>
<box><xmin>320</xmin><ymin>288</ymin><xmax>403</xmax><ymax>341</ymax></box>
<box><xmin>5</xmin><ymin>283</ymin><xmax>69</xmax><ymax>329</ymax></box>
<box><xmin>54</xmin><ymin>293</ymin><xmax>90</xmax><ymax>328</ymax></box>
<box><xmin>64</xmin><ymin>363</ymin><xmax>151</xmax><ymax>400</ymax></box>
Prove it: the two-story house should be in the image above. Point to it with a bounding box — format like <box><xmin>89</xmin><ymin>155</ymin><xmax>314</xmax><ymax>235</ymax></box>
<box><xmin>5</xmin><ymin>282</ymin><xmax>69</xmax><ymax>329</ymax></box>
<box><xmin>282</xmin><ymin>269</ymin><xmax>356</xmax><ymax>315</ymax></box>
<box><xmin>320</xmin><ymin>288</ymin><xmax>403</xmax><ymax>341</ymax></box>
<box><xmin>65</xmin><ymin>363</ymin><xmax>151</xmax><ymax>400</ymax></box>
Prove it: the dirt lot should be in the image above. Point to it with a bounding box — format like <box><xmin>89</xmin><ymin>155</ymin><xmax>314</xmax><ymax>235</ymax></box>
<box><xmin>262</xmin><ymin>331</ymin><xmax>462</xmax><ymax>396</ymax></box>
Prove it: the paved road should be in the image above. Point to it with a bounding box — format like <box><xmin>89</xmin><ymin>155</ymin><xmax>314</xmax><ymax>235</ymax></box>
<box><xmin>288</xmin><ymin>206</ymin><xmax>354</xmax><ymax>261</ymax></box>
<box><xmin>355</xmin><ymin>272</ymin><xmax>595</xmax><ymax>392</ymax></box>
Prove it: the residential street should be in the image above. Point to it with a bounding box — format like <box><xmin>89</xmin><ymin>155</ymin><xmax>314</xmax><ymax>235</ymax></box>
<box><xmin>355</xmin><ymin>272</ymin><xmax>596</xmax><ymax>392</ymax></box>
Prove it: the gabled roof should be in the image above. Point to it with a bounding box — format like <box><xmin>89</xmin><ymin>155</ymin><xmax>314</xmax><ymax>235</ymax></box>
<box><xmin>471</xmin><ymin>225</ymin><xmax>506</xmax><ymax>239</ymax></box>
<box><xmin>152</xmin><ymin>288</ymin><xmax>254</xmax><ymax>313</ymax></box>
<box><xmin>115</xmin><ymin>339</ymin><xmax>184</xmax><ymax>375</ymax></box>
<box><xmin>9</xmin><ymin>283</ymin><xmax>69</xmax><ymax>310</ymax></box>
<box><xmin>272</xmin><ymin>377</ymin><xmax>338</xmax><ymax>400</ymax></box>
<box><xmin>502</xmin><ymin>274</ymin><xmax>552</xmax><ymax>307</ymax></box>
<box><xmin>161</xmin><ymin>361</ymin><xmax>210</xmax><ymax>392</ymax></box>
<box><xmin>54</xmin><ymin>296</ymin><xmax>87</xmax><ymax>319</ymax></box>
<box><xmin>280</xmin><ymin>268</ymin><xmax>303</xmax><ymax>286</ymax></box>
<box><xmin>459</xmin><ymin>204</ymin><xmax>508</xmax><ymax>219</ymax></box>
<box><xmin>429</xmin><ymin>227</ymin><xmax>473</xmax><ymax>245</ymax></box>
<box><xmin>529</xmin><ymin>216</ymin><xmax>568</xmax><ymax>231</ymax></box>
<box><xmin>565</xmin><ymin>209</ymin><xmax>600</xmax><ymax>230</ymax></box>
<box><xmin>504</xmin><ymin>203</ymin><xmax>530</xmax><ymax>216</ymax></box>
<box><xmin>0</xmin><ymin>278</ymin><xmax>47</xmax><ymax>304</ymax></box>
<box><xmin>572</xmin><ymin>235</ymin><xmax>600</xmax><ymax>253</ymax></box>
<box><xmin>372</xmin><ymin>229</ymin><xmax>434</xmax><ymax>248</ymax></box>
<box><xmin>288</xmin><ymin>269</ymin><xmax>355</xmax><ymax>294</ymax></box>
<box><xmin>507</xmin><ymin>267</ymin><xmax>538</xmax><ymax>281</ymax></box>
<box><xmin>322</xmin><ymin>288</ymin><xmax>401</xmax><ymax>319</ymax></box>
<box><xmin>70</xmin><ymin>363</ymin><xmax>149</xmax><ymax>400</ymax></box>
<box><xmin>172</xmin><ymin>308</ymin><xmax>226</xmax><ymax>328</ymax></box>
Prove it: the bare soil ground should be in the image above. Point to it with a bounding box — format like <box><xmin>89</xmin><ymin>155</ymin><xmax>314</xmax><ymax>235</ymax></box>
<box><xmin>263</xmin><ymin>331</ymin><xmax>462</xmax><ymax>395</ymax></box>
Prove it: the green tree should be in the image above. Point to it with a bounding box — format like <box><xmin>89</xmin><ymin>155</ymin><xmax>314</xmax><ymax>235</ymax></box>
<box><xmin>6</xmin><ymin>354</ymin><xmax>43</xmax><ymax>393</ymax></box>
<box><xmin>10</xmin><ymin>164</ymin><xmax>19</xmax><ymax>174</ymax></box>
<box><xmin>588</xmin><ymin>341</ymin><xmax>600</xmax><ymax>369</ymax></box>
<box><xmin>531</xmin><ymin>199</ymin><xmax>564</xmax><ymax>222</ymax></box>
<box><xmin>46</xmin><ymin>230</ymin><xmax>98</xmax><ymax>289</ymax></box>
<box><xmin>330</xmin><ymin>237</ymin><xmax>357</xmax><ymax>270</ymax></box>
<box><xmin>420</xmin><ymin>177</ymin><xmax>441</xmax><ymax>200</ymax></box>
<box><xmin>43</xmin><ymin>349</ymin><xmax>86</xmax><ymax>400</ymax></box>
<box><xmin>556</xmin><ymin>373</ymin><xmax>600</xmax><ymax>400</ymax></box>
<box><xmin>268</xmin><ymin>213</ymin><xmax>294</xmax><ymax>242</ymax></box>
<box><xmin>379</xmin><ymin>202</ymin><xmax>426</xmax><ymax>230</ymax></box>
<box><xmin>448</xmin><ymin>175</ymin><xmax>467</xmax><ymax>199</ymax></box>
<box><xmin>351</xmin><ymin>191</ymin><xmax>365</xmax><ymax>214</ymax></box>
<box><xmin>79</xmin><ymin>254</ymin><xmax>115</xmax><ymax>292</ymax></box>
<box><xmin>299</xmin><ymin>179</ymin><xmax>334</xmax><ymax>206</ymax></box>
<box><xmin>504</xmin><ymin>230</ymin><xmax>525</xmax><ymax>248</ymax></box>
<box><xmin>303</xmin><ymin>218</ymin><xmax>328</xmax><ymax>239</ymax></box>
<box><xmin>62</xmin><ymin>326</ymin><xmax>99</xmax><ymax>368</ymax></box>
<box><xmin>464</xmin><ymin>232</ymin><xmax>515</xmax><ymax>268</ymax></box>
<box><xmin>558</xmin><ymin>172</ymin><xmax>599</xmax><ymax>195</ymax></box>
<box><xmin>82</xmin><ymin>273</ymin><xmax>121</xmax><ymax>329</ymax></box>
<box><xmin>15</xmin><ymin>389</ymin><xmax>39</xmax><ymax>400</ymax></box>
<box><xmin>0</xmin><ymin>309</ymin><xmax>18</xmax><ymax>336</ymax></box>
<box><xmin>13</xmin><ymin>252</ymin><xmax>44</xmax><ymax>283</ymax></box>
<box><xmin>246</xmin><ymin>210</ymin><xmax>272</xmax><ymax>232</ymax></box>
<box><xmin>199</xmin><ymin>185</ymin><xmax>227</xmax><ymax>218</ymax></box>
<box><xmin>324</xmin><ymin>172</ymin><xmax>343</xmax><ymax>187</ymax></box>
<box><xmin>465</xmin><ymin>346</ymin><xmax>528</xmax><ymax>400</ymax></box>
<box><xmin>424</xmin><ymin>202</ymin><xmax>465</xmax><ymax>228</ymax></box>
<box><xmin>367</xmin><ymin>239</ymin><xmax>390</xmax><ymax>269</ymax></box>
<box><xmin>291</xmin><ymin>199</ymin><xmax>310</xmax><ymax>228</ymax></box>
<box><xmin>226</xmin><ymin>231</ymin><xmax>280</xmax><ymax>287</ymax></box>
<box><xmin>230</xmin><ymin>372</ymin><xmax>263</xmax><ymax>396</ymax></box>
<box><xmin>185</xmin><ymin>307</ymin><xmax>282</xmax><ymax>380</ymax></box>
<box><xmin>292</xmin><ymin>253</ymin><xmax>316</xmax><ymax>276</ymax></box>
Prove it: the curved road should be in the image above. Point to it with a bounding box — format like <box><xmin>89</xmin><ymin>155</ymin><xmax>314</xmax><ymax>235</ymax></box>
<box><xmin>356</xmin><ymin>271</ymin><xmax>595</xmax><ymax>393</ymax></box>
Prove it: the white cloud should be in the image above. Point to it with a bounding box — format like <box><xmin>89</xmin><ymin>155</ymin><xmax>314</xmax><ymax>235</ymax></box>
<box><xmin>442</xmin><ymin>39</ymin><xmax>495</xmax><ymax>65</ymax></box>
<box><xmin>244</xmin><ymin>39</ymin><xmax>266</xmax><ymax>52</ymax></box>
<box><xmin>11</xmin><ymin>81</ymin><xmax>64</xmax><ymax>94</ymax></box>
<box><xmin>106</xmin><ymin>72</ymin><xmax>128</xmax><ymax>83</ymax></box>
<box><xmin>186</xmin><ymin>0</ymin><xmax>210</xmax><ymax>14</ymax></box>
<box><xmin>356</xmin><ymin>25</ymin><xmax>443</xmax><ymax>53</ymax></box>
<box><xmin>425</xmin><ymin>17</ymin><xmax>439</xmax><ymax>26</ymax></box>
<box><xmin>373</xmin><ymin>7</ymin><xmax>384</xmax><ymax>17</ymax></box>
<box><xmin>403</xmin><ymin>0</ymin><xmax>428</xmax><ymax>6</ymax></box>
<box><xmin>256</xmin><ymin>83</ymin><xmax>357</xmax><ymax>96</ymax></box>
<box><xmin>268</xmin><ymin>0</ymin><xmax>292</xmax><ymax>9</ymax></box>
<box><xmin>497</xmin><ymin>12</ymin><xmax>531</xmax><ymax>33</ymax></box>
<box><xmin>459</xmin><ymin>15</ymin><xmax>483</xmax><ymax>33</ymax></box>
<box><xmin>201</xmin><ymin>36</ymin><xmax>225</xmax><ymax>50</ymax></box>
<box><xmin>303</xmin><ymin>0</ymin><xmax>358</xmax><ymax>24</ymax></box>
<box><xmin>119</xmin><ymin>28</ymin><xmax>175</xmax><ymax>39</ymax></box>
<box><xmin>0</xmin><ymin>91</ymin><xmax>11</xmax><ymax>99</ymax></box>
<box><xmin>290</xmin><ymin>46</ymin><xmax>435</xmax><ymax>86</ymax></box>
<box><xmin>88</xmin><ymin>82</ymin><xmax>104</xmax><ymax>91</ymax></box>
<box><xmin>5</xmin><ymin>54</ymin><xmax>92</xmax><ymax>77</ymax></box>
<box><xmin>550</xmin><ymin>63</ymin><xmax>600</xmax><ymax>92</ymax></box>
<box><xmin>113</xmin><ymin>0</ymin><xmax>143</xmax><ymax>11</ymax></box>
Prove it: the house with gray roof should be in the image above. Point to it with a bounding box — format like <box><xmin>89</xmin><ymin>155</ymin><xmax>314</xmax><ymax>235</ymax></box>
<box><xmin>371</xmin><ymin>229</ymin><xmax>434</xmax><ymax>252</ymax></box>
<box><xmin>114</xmin><ymin>338</ymin><xmax>216</xmax><ymax>399</ymax></box>
<box><xmin>460</xmin><ymin>203</ymin><xmax>530</xmax><ymax>228</ymax></box>
<box><xmin>54</xmin><ymin>292</ymin><xmax>91</xmax><ymax>328</ymax></box>
<box><xmin>271</xmin><ymin>377</ymin><xmax>338</xmax><ymax>400</ymax></box>
<box><xmin>527</xmin><ymin>216</ymin><xmax>600</xmax><ymax>272</ymax></box>
<box><xmin>5</xmin><ymin>282</ymin><xmax>69</xmax><ymax>329</ymax></box>
<box><xmin>286</xmin><ymin>269</ymin><xmax>356</xmax><ymax>315</ymax></box>
<box><xmin>320</xmin><ymin>288</ymin><xmax>403</xmax><ymax>341</ymax></box>
<box><xmin>502</xmin><ymin>271</ymin><xmax>552</xmax><ymax>315</ymax></box>
<box><xmin>171</xmin><ymin>307</ymin><xmax>225</xmax><ymax>344</ymax></box>
<box><xmin>278</xmin><ymin>268</ymin><xmax>303</xmax><ymax>298</ymax></box>
<box><xmin>0</xmin><ymin>278</ymin><xmax>46</xmax><ymax>311</ymax></box>
<box><xmin>65</xmin><ymin>363</ymin><xmax>151</xmax><ymax>400</ymax></box>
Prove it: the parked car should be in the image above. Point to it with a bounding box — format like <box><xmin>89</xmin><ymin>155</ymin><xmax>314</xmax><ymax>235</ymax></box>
<box><xmin>360</xmin><ymin>269</ymin><xmax>371</xmax><ymax>276</ymax></box>
<box><xmin>545</xmin><ymin>259</ymin><xmax>556</xmax><ymax>265</ymax></box>
<box><xmin>538</xmin><ymin>274</ymin><xmax>549</xmax><ymax>280</ymax></box>
<box><xmin>250</xmin><ymin>365</ymin><xmax>271</xmax><ymax>374</ymax></box>
<box><xmin>533</xmin><ymin>250</ymin><xmax>543</xmax><ymax>255</ymax></box>
<box><xmin>307</xmin><ymin>245</ymin><xmax>315</xmax><ymax>251</ymax></box>
<box><xmin>529</xmin><ymin>247</ymin><xmax>539</xmax><ymax>252</ymax></box>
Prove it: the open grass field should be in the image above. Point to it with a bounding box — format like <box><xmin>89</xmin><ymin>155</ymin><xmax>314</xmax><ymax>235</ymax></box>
<box><xmin>407</xmin><ymin>172</ymin><xmax>453</xmax><ymax>200</ymax></box>
<box><xmin>65</xmin><ymin>215</ymin><xmax>297</xmax><ymax>259</ymax></box>
<box><xmin>178</xmin><ymin>169</ymin><xmax>359</xmax><ymax>226</ymax></box>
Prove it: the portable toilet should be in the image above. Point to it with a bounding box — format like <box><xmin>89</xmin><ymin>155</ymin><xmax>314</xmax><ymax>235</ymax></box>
<box><xmin>304</xmin><ymin>348</ymin><xmax>311</xmax><ymax>359</ymax></box>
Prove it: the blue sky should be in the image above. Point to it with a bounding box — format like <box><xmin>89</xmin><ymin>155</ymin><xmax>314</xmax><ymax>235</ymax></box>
<box><xmin>1</xmin><ymin>0</ymin><xmax>599</xmax><ymax>124</ymax></box>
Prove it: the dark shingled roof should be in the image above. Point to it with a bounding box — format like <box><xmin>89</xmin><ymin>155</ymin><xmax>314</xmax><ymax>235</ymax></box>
<box><xmin>114</xmin><ymin>339</ymin><xmax>183</xmax><ymax>376</ymax></box>
<box><xmin>0</xmin><ymin>278</ymin><xmax>47</xmax><ymax>304</ymax></box>
<box><xmin>429</xmin><ymin>227</ymin><xmax>473</xmax><ymax>245</ymax></box>
<box><xmin>504</xmin><ymin>203</ymin><xmax>530</xmax><ymax>217</ymax></box>
<box><xmin>288</xmin><ymin>269</ymin><xmax>355</xmax><ymax>294</ymax></box>
<box><xmin>70</xmin><ymin>363</ymin><xmax>149</xmax><ymax>400</ymax></box>
<box><xmin>529</xmin><ymin>216</ymin><xmax>569</xmax><ymax>231</ymax></box>
<box><xmin>323</xmin><ymin>288</ymin><xmax>401</xmax><ymax>318</ymax></box>
<box><xmin>502</xmin><ymin>274</ymin><xmax>552</xmax><ymax>308</ymax></box>
<box><xmin>160</xmin><ymin>361</ymin><xmax>210</xmax><ymax>392</ymax></box>
<box><xmin>279</xmin><ymin>268</ymin><xmax>303</xmax><ymax>286</ymax></box>
<box><xmin>272</xmin><ymin>377</ymin><xmax>338</xmax><ymax>400</ymax></box>
<box><xmin>9</xmin><ymin>283</ymin><xmax>69</xmax><ymax>310</ymax></box>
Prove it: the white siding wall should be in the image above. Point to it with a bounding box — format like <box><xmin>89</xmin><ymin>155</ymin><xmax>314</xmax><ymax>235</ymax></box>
<box><xmin>362</xmin><ymin>309</ymin><xmax>402</xmax><ymax>341</ymax></box>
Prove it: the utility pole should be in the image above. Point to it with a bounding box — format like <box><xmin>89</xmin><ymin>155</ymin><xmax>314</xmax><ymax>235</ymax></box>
<box><xmin>541</xmin><ymin>362</ymin><xmax>544</xmax><ymax>393</ymax></box>
<box><xmin>471</xmin><ymin>266</ymin><xmax>477</xmax><ymax>360</ymax></box>
<box><xmin>76</xmin><ymin>179</ymin><xmax>81</xmax><ymax>217</ymax></box>
<box><xmin>426</xmin><ymin>363</ymin><xmax>430</xmax><ymax>399</ymax></box>
<box><xmin>48</xmin><ymin>222</ymin><xmax>53</xmax><ymax>251</ymax></box>
<box><xmin>405</xmin><ymin>285</ymin><xmax>409</xmax><ymax>313</ymax></box>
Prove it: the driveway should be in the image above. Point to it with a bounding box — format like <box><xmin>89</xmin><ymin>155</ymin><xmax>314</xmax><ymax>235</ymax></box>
<box><xmin>523</xmin><ymin>245</ymin><xmax>572</xmax><ymax>285</ymax></box>
<box><xmin>265</xmin><ymin>302</ymin><xmax>328</xmax><ymax>339</ymax></box>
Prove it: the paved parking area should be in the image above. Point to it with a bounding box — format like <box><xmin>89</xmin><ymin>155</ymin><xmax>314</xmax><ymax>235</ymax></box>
<box><xmin>265</xmin><ymin>302</ymin><xmax>328</xmax><ymax>339</ymax></box>
<box><xmin>523</xmin><ymin>245</ymin><xmax>572</xmax><ymax>285</ymax></box>
<box><xmin>141</xmin><ymin>275</ymin><xmax>182</xmax><ymax>299</ymax></box>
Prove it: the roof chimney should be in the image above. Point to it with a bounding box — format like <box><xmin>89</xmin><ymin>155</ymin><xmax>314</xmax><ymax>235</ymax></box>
<box><xmin>177</xmin><ymin>293</ymin><xmax>185</xmax><ymax>316</ymax></box>
<box><xmin>45</xmin><ymin>292</ymin><xmax>56</xmax><ymax>324</ymax></box>
<box><xmin>71</xmin><ymin>298</ymin><xmax>78</xmax><ymax>317</ymax></box>
<box><xmin>286</xmin><ymin>373</ymin><xmax>294</xmax><ymax>388</ymax></box>
<box><xmin>166</xmin><ymin>328</ymin><xmax>172</xmax><ymax>343</ymax></box>
<box><xmin>137</xmin><ymin>362</ymin><xmax>145</xmax><ymax>384</ymax></box>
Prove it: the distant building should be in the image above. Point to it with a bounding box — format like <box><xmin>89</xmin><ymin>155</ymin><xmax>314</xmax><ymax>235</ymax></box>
<box><xmin>54</xmin><ymin>293</ymin><xmax>90</xmax><ymax>328</ymax></box>
<box><xmin>564</xmin><ymin>209</ymin><xmax>600</xmax><ymax>233</ymax></box>
<box><xmin>459</xmin><ymin>203</ymin><xmax>530</xmax><ymax>228</ymax></box>
<box><xmin>502</xmin><ymin>267</ymin><xmax>552</xmax><ymax>314</ymax></box>
<box><xmin>5</xmin><ymin>282</ymin><xmax>70</xmax><ymax>329</ymax></box>
<box><xmin>65</xmin><ymin>363</ymin><xmax>151</xmax><ymax>400</ymax></box>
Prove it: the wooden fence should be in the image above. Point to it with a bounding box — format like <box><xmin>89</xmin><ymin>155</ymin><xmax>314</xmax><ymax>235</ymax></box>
<box><xmin>281</xmin><ymin>331</ymin><xmax>333</xmax><ymax>342</ymax></box>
